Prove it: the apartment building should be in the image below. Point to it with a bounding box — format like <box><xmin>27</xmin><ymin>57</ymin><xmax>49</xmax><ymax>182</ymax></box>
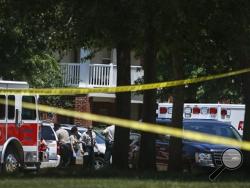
<box><xmin>59</xmin><ymin>48</ymin><xmax>144</xmax><ymax>127</ymax></box>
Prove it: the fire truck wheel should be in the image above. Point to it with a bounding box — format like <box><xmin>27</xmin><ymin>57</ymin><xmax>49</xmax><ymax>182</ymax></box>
<box><xmin>3</xmin><ymin>147</ymin><xmax>20</xmax><ymax>174</ymax></box>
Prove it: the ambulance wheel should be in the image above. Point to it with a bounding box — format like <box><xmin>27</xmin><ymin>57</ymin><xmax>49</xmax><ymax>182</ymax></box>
<box><xmin>3</xmin><ymin>147</ymin><xmax>20</xmax><ymax>174</ymax></box>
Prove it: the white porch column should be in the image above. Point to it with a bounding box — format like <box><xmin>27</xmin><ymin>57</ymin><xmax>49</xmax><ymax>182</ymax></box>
<box><xmin>79</xmin><ymin>63</ymin><xmax>90</xmax><ymax>87</ymax></box>
<box><xmin>79</xmin><ymin>48</ymin><xmax>91</xmax><ymax>87</ymax></box>
<box><xmin>110</xmin><ymin>48</ymin><xmax>117</xmax><ymax>86</ymax></box>
<box><xmin>109</xmin><ymin>63</ymin><xmax>114</xmax><ymax>86</ymax></box>
<box><xmin>111</xmin><ymin>48</ymin><xmax>117</xmax><ymax>64</ymax></box>
<box><xmin>80</xmin><ymin>48</ymin><xmax>91</xmax><ymax>63</ymax></box>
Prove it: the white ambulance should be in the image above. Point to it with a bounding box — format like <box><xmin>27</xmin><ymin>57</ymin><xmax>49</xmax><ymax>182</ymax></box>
<box><xmin>157</xmin><ymin>103</ymin><xmax>245</xmax><ymax>135</ymax></box>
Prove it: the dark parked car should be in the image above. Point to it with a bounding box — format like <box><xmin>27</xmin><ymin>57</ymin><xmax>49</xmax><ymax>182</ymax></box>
<box><xmin>129</xmin><ymin>119</ymin><xmax>242</xmax><ymax>172</ymax></box>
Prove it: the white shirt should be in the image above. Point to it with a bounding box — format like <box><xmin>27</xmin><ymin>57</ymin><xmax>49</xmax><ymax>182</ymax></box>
<box><xmin>102</xmin><ymin>125</ymin><xmax>115</xmax><ymax>142</ymax></box>
<box><xmin>56</xmin><ymin>128</ymin><xmax>70</xmax><ymax>144</ymax></box>
<box><xmin>81</xmin><ymin>130</ymin><xmax>96</xmax><ymax>147</ymax></box>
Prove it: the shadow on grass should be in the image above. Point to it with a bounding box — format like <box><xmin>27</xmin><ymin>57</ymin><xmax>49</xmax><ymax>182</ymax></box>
<box><xmin>0</xmin><ymin>166</ymin><xmax>249</xmax><ymax>182</ymax></box>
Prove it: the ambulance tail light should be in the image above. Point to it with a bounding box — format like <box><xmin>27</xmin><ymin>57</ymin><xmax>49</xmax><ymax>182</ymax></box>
<box><xmin>159</xmin><ymin>107</ymin><xmax>168</xmax><ymax>114</ymax></box>
<box><xmin>238</xmin><ymin>121</ymin><xmax>244</xmax><ymax>131</ymax></box>
<box><xmin>193</xmin><ymin>107</ymin><xmax>200</xmax><ymax>114</ymax></box>
<box><xmin>209</xmin><ymin>107</ymin><xmax>217</xmax><ymax>115</ymax></box>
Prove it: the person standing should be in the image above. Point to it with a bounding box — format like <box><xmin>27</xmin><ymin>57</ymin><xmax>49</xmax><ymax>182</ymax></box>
<box><xmin>81</xmin><ymin>127</ymin><xmax>99</xmax><ymax>170</ymax></box>
<box><xmin>102</xmin><ymin>125</ymin><xmax>115</xmax><ymax>165</ymax></box>
<box><xmin>69</xmin><ymin>126</ymin><xmax>82</xmax><ymax>165</ymax></box>
<box><xmin>54</xmin><ymin>123</ymin><xmax>71</xmax><ymax>167</ymax></box>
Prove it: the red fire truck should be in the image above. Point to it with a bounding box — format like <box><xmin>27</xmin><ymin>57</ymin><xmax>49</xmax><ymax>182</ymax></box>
<box><xmin>0</xmin><ymin>80</ymin><xmax>41</xmax><ymax>173</ymax></box>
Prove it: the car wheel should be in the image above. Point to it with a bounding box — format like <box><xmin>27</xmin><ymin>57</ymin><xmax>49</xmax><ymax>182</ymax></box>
<box><xmin>3</xmin><ymin>147</ymin><xmax>20</xmax><ymax>174</ymax></box>
<box><xmin>94</xmin><ymin>157</ymin><xmax>105</xmax><ymax>170</ymax></box>
<box><xmin>35</xmin><ymin>163</ymin><xmax>41</xmax><ymax>172</ymax></box>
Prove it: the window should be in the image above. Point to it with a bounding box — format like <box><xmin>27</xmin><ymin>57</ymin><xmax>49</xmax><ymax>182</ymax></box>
<box><xmin>184</xmin><ymin>122</ymin><xmax>241</xmax><ymax>140</ymax></box>
<box><xmin>22</xmin><ymin>96</ymin><xmax>36</xmax><ymax>120</ymax></box>
<box><xmin>8</xmin><ymin>95</ymin><xmax>15</xmax><ymax>120</ymax></box>
<box><xmin>0</xmin><ymin>95</ymin><xmax>6</xmax><ymax>119</ymax></box>
<box><xmin>41</xmin><ymin>126</ymin><xmax>56</xmax><ymax>140</ymax></box>
<box><xmin>157</xmin><ymin>135</ymin><xmax>170</xmax><ymax>143</ymax></box>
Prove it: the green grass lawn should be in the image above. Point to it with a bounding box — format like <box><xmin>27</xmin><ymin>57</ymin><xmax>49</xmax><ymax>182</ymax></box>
<box><xmin>1</xmin><ymin>178</ymin><xmax>250</xmax><ymax>188</ymax></box>
<box><xmin>1</xmin><ymin>168</ymin><xmax>250</xmax><ymax>188</ymax></box>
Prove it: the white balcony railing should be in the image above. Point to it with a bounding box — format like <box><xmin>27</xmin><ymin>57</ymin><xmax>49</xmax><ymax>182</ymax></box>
<box><xmin>60</xmin><ymin>63</ymin><xmax>80</xmax><ymax>87</ymax></box>
<box><xmin>60</xmin><ymin>63</ymin><xmax>144</xmax><ymax>88</ymax></box>
<box><xmin>89</xmin><ymin>64</ymin><xmax>114</xmax><ymax>87</ymax></box>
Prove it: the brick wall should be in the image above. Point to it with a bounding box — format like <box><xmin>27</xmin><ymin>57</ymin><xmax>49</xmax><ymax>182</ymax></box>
<box><xmin>92</xmin><ymin>101</ymin><xmax>115</xmax><ymax>127</ymax></box>
<box><xmin>74</xmin><ymin>95</ymin><xmax>92</xmax><ymax>127</ymax></box>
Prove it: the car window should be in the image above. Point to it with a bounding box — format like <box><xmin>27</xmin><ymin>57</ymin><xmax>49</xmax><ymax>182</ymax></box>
<box><xmin>157</xmin><ymin>135</ymin><xmax>170</xmax><ymax>143</ymax></box>
<box><xmin>41</xmin><ymin>126</ymin><xmax>56</xmax><ymax>140</ymax></box>
<box><xmin>22</xmin><ymin>96</ymin><xmax>36</xmax><ymax>120</ymax></box>
<box><xmin>61</xmin><ymin>126</ymin><xmax>86</xmax><ymax>138</ymax></box>
<box><xmin>0</xmin><ymin>95</ymin><xmax>5</xmax><ymax>119</ymax></box>
<box><xmin>8</xmin><ymin>95</ymin><xmax>15</xmax><ymax>120</ymax></box>
<box><xmin>78</xmin><ymin>129</ymin><xmax>85</xmax><ymax>134</ymax></box>
<box><xmin>184</xmin><ymin>122</ymin><xmax>241</xmax><ymax>140</ymax></box>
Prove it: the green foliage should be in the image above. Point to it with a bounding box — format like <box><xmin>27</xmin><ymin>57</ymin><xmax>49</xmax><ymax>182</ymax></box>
<box><xmin>0</xmin><ymin>0</ymin><xmax>51</xmax><ymax>79</ymax></box>
<box><xmin>0</xmin><ymin>0</ymin><xmax>74</xmax><ymax>109</ymax></box>
<box><xmin>150</xmin><ymin>0</ymin><xmax>244</xmax><ymax>103</ymax></box>
<box><xmin>26</xmin><ymin>54</ymin><xmax>62</xmax><ymax>88</ymax></box>
<box><xmin>26</xmin><ymin>53</ymin><xmax>74</xmax><ymax>109</ymax></box>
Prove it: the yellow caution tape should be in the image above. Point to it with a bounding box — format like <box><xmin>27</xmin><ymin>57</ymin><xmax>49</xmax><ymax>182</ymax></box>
<box><xmin>2</xmin><ymin>99</ymin><xmax>250</xmax><ymax>151</ymax></box>
<box><xmin>0</xmin><ymin>68</ymin><xmax>249</xmax><ymax>95</ymax></box>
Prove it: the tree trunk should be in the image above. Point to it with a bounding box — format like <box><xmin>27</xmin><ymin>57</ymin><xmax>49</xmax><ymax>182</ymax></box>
<box><xmin>112</xmin><ymin>43</ymin><xmax>131</xmax><ymax>169</ymax></box>
<box><xmin>139</xmin><ymin>26</ymin><xmax>157</xmax><ymax>171</ymax></box>
<box><xmin>168</xmin><ymin>51</ymin><xmax>184</xmax><ymax>172</ymax></box>
<box><xmin>242</xmin><ymin>71</ymin><xmax>250</xmax><ymax>168</ymax></box>
<box><xmin>240</xmin><ymin>45</ymin><xmax>250</xmax><ymax>169</ymax></box>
